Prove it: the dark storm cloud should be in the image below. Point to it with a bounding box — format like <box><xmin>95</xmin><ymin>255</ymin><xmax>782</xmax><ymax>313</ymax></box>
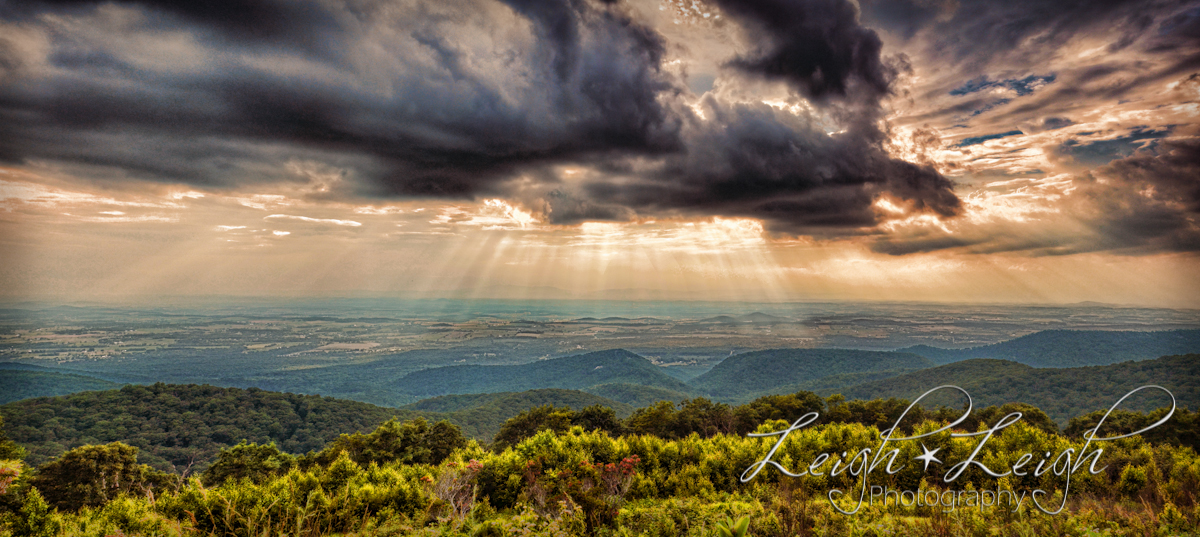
<box><xmin>0</xmin><ymin>0</ymin><xmax>683</xmax><ymax>194</ymax></box>
<box><xmin>0</xmin><ymin>0</ymin><xmax>962</xmax><ymax>236</ymax></box>
<box><xmin>1081</xmin><ymin>136</ymin><xmax>1200</xmax><ymax>252</ymax></box>
<box><xmin>553</xmin><ymin>0</ymin><xmax>959</xmax><ymax>233</ymax></box>
<box><xmin>539</xmin><ymin>189</ymin><xmax>635</xmax><ymax>224</ymax></box>
<box><xmin>2</xmin><ymin>0</ymin><xmax>341</xmax><ymax>46</ymax></box>
<box><xmin>859</xmin><ymin>0</ymin><xmax>1157</xmax><ymax>64</ymax></box>
<box><xmin>565</xmin><ymin>98</ymin><xmax>960</xmax><ymax>232</ymax></box>
<box><xmin>712</xmin><ymin>0</ymin><xmax>895</xmax><ymax>103</ymax></box>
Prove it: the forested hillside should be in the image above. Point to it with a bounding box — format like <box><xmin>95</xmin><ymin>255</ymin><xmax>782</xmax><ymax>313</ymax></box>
<box><xmin>0</xmin><ymin>369</ymin><xmax>121</xmax><ymax>404</ymax></box>
<box><xmin>401</xmin><ymin>389</ymin><xmax>630</xmax><ymax>415</ymax></box>
<box><xmin>689</xmin><ymin>348</ymin><xmax>932</xmax><ymax>400</ymax></box>
<box><xmin>0</xmin><ymin>385</ymin><xmax>636</xmax><ymax>469</ymax></box>
<box><xmin>0</xmin><ymin>384</ymin><xmax>407</xmax><ymax>472</ymax></box>
<box><xmin>900</xmin><ymin>329</ymin><xmax>1200</xmax><ymax>367</ymax></box>
<box><xmin>582</xmin><ymin>383</ymin><xmax>691</xmax><ymax>407</ymax></box>
<box><xmin>838</xmin><ymin>354</ymin><xmax>1200</xmax><ymax>423</ymax></box>
<box><xmin>390</xmin><ymin>349</ymin><xmax>693</xmax><ymax>398</ymax></box>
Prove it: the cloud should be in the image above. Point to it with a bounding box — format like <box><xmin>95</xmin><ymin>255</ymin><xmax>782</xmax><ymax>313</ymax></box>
<box><xmin>868</xmin><ymin>136</ymin><xmax>1200</xmax><ymax>256</ymax></box>
<box><xmin>1052</xmin><ymin>128</ymin><xmax>1171</xmax><ymax>167</ymax></box>
<box><xmin>714</xmin><ymin>0</ymin><xmax>895</xmax><ymax>103</ymax></box>
<box><xmin>949</xmin><ymin>74</ymin><xmax>1056</xmax><ymax>97</ymax></box>
<box><xmin>7</xmin><ymin>0</ymin><xmax>343</xmax><ymax>48</ymax></box>
<box><xmin>1077</xmin><ymin>136</ymin><xmax>1200</xmax><ymax>253</ymax></box>
<box><xmin>0</xmin><ymin>0</ymin><xmax>683</xmax><ymax>195</ymax></box>
<box><xmin>568</xmin><ymin>97</ymin><xmax>959</xmax><ymax>233</ymax></box>
<box><xmin>263</xmin><ymin>214</ymin><xmax>361</xmax><ymax>227</ymax></box>
<box><xmin>0</xmin><ymin>0</ymin><xmax>962</xmax><ymax>239</ymax></box>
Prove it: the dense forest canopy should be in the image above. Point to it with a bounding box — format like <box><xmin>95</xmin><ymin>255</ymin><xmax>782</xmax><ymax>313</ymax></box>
<box><xmin>1</xmin><ymin>394</ymin><xmax>1197</xmax><ymax>536</ymax></box>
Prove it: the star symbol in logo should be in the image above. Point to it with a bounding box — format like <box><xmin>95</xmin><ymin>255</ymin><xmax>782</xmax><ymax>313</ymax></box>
<box><xmin>914</xmin><ymin>443</ymin><xmax>942</xmax><ymax>472</ymax></box>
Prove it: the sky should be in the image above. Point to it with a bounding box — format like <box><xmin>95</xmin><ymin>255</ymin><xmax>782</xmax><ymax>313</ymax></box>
<box><xmin>0</xmin><ymin>0</ymin><xmax>1198</xmax><ymax>306</ymax></box>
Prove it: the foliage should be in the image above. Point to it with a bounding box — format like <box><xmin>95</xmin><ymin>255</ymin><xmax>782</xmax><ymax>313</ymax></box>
<box><xmin>5</xmin><ymin>487</ymin><xmax>58</xmax><ymax>537</ymax></box>
<box><xmin>303</xmin><ymin>418</ymin><xmax>466</xmax><ymax>468</ymax></box>
<box><xmin>491</xmin><ymin>406</ymin><xmax>624</xmax><ymax>452</ymax></box>
<box><xmin>625</xmin><ymin>398</ymin><xmax>735</xmax><ymax>439</ymax></box>
<box><xmin>27</xmin><ymin>442</ymin><xmax>177</xmax><ymax>511</ymax></box>
<box><xmin>200</xmin><ymin>441</ymin><xmax>296</xmax><ymax>486</ymax></box>
<box><xmin>404</xmin><ymin>389</ymin><xmax>634</xmax><ymax>439</ymax></box>
<box><xmin>1066</xmin><ymin>407</ymin><xmax>1199</xmax><ymax>450</ymax></box>
<box><xmin>614</xmin><ymin>392</ymin><xmax>1057</xmax><ymax>443</ymax></box>
<box><xmin>0</xmin><ymin>408</ymin><xmax>1198</xmax><ymax>536</ymax></box>
<box><xmin>716</xmin><ymin>515</ymin><xmax>750</xmax><ymax>537</ymax></box>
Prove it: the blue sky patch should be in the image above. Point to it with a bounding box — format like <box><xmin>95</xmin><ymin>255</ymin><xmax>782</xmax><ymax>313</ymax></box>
<box><xmin>954</xmin><ymin>130</ymin><xmax>1024</xmax><ymax>148</ymax></box>
<box><xmin>1057</xmin><ymin>128</ymin><xmax>1171</xmax><ymax>166</ymax></box>
<box><xmin>951</xmin><ymin>74</ymin><xmax>1057</xmax><ymax>97</ymax></box>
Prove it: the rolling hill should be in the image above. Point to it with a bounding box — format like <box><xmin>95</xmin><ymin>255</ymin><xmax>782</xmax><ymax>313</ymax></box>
<box><xmin>404</xmin><ymin>389</ymin><xmax>631</xmax><ymax>415</ymax></box>
<box><xmin>688</xmin><ymin>348</ymin><xmax>933</xmax><ymax>400</ymax></box>
<box><xmin>0</xmin><ymin>368</ymin><xmax>123</xmax><ymax>404</ymax></box>
<box><xmin>0</xmin><ymin>383</ymin><xmax>407</xmax><ymax>472</ymax></box>
<box><xmin>836</xmin><ymin>354</ymin><xmax>1200</xmax><ymax>423</ymax></box>
<box><xmin>581</xmin><ymin>383</ymin><xmax>692</xmax><ymax>407</ymax></box>
<box><xmin>900</xmin><ymin>329</ymin><xmax>1200</xmax><ymax>367</ymax></box>
<box><xmin>0</xmin><ymin>384</ymin><xmax>645</xmax><ymax>471</ymax></box>
<box><xmin>390</xmin><ymin>349</ymin><xmax>694</xmax><ymax>398</ymax></box>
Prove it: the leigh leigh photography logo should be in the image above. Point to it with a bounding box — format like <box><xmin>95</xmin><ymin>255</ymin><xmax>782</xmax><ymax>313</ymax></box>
<box><xmin>741</xmin><ymin>385</ymin><xmax>1177</xmax><ymax>515</ymax></box>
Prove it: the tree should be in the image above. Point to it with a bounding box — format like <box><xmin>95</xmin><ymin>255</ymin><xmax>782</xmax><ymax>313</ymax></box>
<box><xmin>29</xmin><ymin>442</ymin><xmax>175</xmax><ymax>511</ymax></box>
<box><xmin>624</xmin><ymin>401</ymin><xmax>677</xmax><ymax>438</ymax></box>
<box><xmin>572</xmin><ymin>405</ymin><xmax>625</xmax><ymax>436</ymax></box>
<box><xmin>1066</xmin><ymin>407</ymin><xmax>1196</xmax><ymax>449</ymax></box>
<box><xmin>5</xmin><ymin>487</ymin><xmax>57</xmax><ymax>537</ymax></box>
<box><xmin>491</xmin><ymin>406</ymin><xmax>573</xmax><ymax>452</ymax></box>
<box><xmin>667</xmin><ymin>398</ymin><xmax>721</xmax><ymax>437</ymax></box>
<box><xmin>733</xmin><ymin>391</ymin><xmax>824</xmax><ymax>435</ymax></box>
<box><xmin>201</xmin><ymin>441</ymin><xmax>296</xmax><ymax>486</ymax></box>
<box><xmin>307</xmin><ymin>418</ymin><xmax>466</xmax><ymax>467</ymax></box>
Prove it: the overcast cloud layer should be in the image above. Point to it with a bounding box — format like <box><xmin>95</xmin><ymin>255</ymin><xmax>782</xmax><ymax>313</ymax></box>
<box><xmin>0</xmin><ymin>0</ymin><xmax>1198</xmax><ymax>256</ymax></box>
